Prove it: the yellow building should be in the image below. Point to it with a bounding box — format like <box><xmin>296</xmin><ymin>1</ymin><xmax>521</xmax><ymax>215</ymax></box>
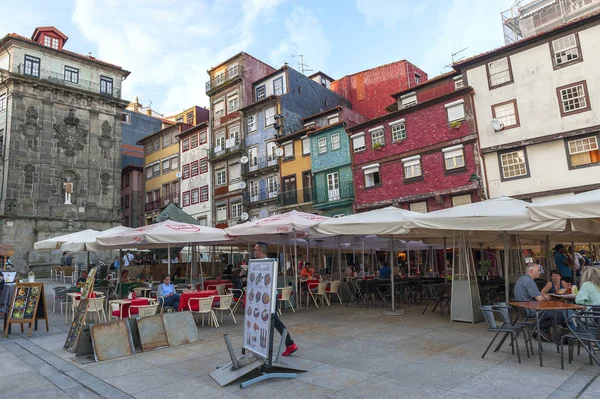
<box><xmin>167</xmin><ymin>106</ymin><xmax>210</xmax><ymax>126</ymax></box>
<box><xmin>276</xmin><ymin>127</ymin><xmax>316</xmax><ymax>213</ymax></box>
<box><xmin>138</xmin><ymin>123</ymin><xmax>187</xmax><ymax>224</ymax></box>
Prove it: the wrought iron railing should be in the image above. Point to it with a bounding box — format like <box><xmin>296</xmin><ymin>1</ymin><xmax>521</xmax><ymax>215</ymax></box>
<box><xmin>278</xmin><ymin>186</ymin><xmax>313</xmax><ymax>206</ymax></box>
<box><xmin>242</xmin><ymin>155</ymin><xmax>278</xmax><ymax>175</ymax></box>
<box><xmin>208</xmin><ymin>141</ymin><xmax>243</xmax><ymax>160</ymax></box>
<box><xmin>205</xmin><ymin>65</ymin><xmax>244</xmax><ymax>93</ymax></box>
<box><xmin>312</xmin><ymin>181</ymin><xmax>354</xmax><ymax>205</ymax></box>
<box><xmin>15</xmin><ymin>64</ymin><xmax>121</xmax><ymax>99</ymax></box>
<box><xmin>243</xmin><ymin>186</ymin><xmax>280</xmax><ymax>205</ymax></box>
<box><xmin>145</xmin><ymin>199</ymin><xmax>161</xmax><ymax>212</ymax></box>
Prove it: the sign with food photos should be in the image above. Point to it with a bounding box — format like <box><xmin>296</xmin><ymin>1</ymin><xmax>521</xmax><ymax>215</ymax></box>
<box><xmin>242</xmin><ymin>258</ymin><xmax>277</xmax><ymax>359</ymax></box>
<box><xmin>64</xmin><ymin>267</ymin><xmax>97</xmax><ymax>353</ymax></box>
<box><xmin>3</xmin><ymin>282</ymin><xmax>49</xmax><ymax>337</ymax></box>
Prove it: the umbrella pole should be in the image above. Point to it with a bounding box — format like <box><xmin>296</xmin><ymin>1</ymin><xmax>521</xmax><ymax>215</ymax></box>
<box><xmin>361</xmin><ymin>236</ymin><xmax>365</xmax><ymax>277</ymax></box>
<box><xmin>168</xmin><ymin>245</ymin><xmax>171</xmax><ymax>276</ymax></box>
<box><xmin>338</xmin><ymin>236</ymin><xmax>342</xmax><ymax>281</ymax></box>
<box><xmin>118</xmin><ymin>249</ymin><xmax>123</xmax><ymax>298</ymax></box>
<box><xmin>571</xmin><ymin>240</ymin><xmax>576</xmax><ymax>286</ymax></box>
<box><xmin>283</xmin><ymin>235</ymin><xmax>287</xmax><ymax>282</ymax></box>
<box><xmin>294</xmin><ymin>231</ymin><xmax>299</xmax><ymax>308</ymax></box>
<box><xmin>504</xmin><ymin>232</ymin><xmax>509</xmax><ymax>303</ymax></box>
<box><xmin>443</xmin><ymin>237</ymin><xmax>448</xmax><ymax>278</ymax></box>
<box><xmin>390</xmin><ymin>236</ymin><xmax>395</xmax><ymax>310</ymax></box>
<box><xmin>407</xmin><ymin>242</ymin><xmax>411</xmax><ymax>277</ymax></box>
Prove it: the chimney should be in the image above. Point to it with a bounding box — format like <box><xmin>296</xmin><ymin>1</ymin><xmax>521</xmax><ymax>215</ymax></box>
<box><xmin>146</xmin><ymin>110</ymin><xmax>152</xmax><ymax>116</ymax></box>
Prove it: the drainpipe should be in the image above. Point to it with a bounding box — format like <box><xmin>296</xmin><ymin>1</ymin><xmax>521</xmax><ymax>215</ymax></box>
<box><xmin>0</xmin><ymin>47</ymin><xmax>11</xmax><ymax>213</ymax></box>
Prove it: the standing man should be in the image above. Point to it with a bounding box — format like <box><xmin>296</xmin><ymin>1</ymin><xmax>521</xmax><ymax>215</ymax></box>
<box><xmin>253</xmin><ymin>241</ymin><xmax>298</xmax><ymax>356</ymax></box>
<box><xmin>554</xmin><ymin>244</ymin><xmax>574</xmax><ymax>284</ymax></box>
<box><xmin>123</xmin><ymin>250</ymin><xmax>135</xmax><ymax>267</ymax></box>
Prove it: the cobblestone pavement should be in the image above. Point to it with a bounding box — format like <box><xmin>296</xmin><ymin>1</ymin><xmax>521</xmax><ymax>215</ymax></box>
<box><xmin>0</xmin><ymin>279</ymin><xmax>598</xmax><ymax>398</ymax></box>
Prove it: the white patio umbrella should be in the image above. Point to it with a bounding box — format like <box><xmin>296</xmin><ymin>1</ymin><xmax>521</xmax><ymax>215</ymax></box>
<box><xmin>34</xmin><ymin>229</ymin><xmax>100</xmax><ymax>250</ymax></box>
<box><xmin>60</xmin><ymin>225</ymin><xmax>133</xmax><ymax>252</ymax></box>
<box><xmin>528</xmin><ymin>189</ymin><xmax>600</xmax><ymax>221</ymax></box>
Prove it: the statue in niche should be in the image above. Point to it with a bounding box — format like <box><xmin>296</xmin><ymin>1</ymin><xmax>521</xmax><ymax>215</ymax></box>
<box><xmin>53</xmin><ymin>108</ymin><xmax>88</xmax><ymax>157</ymax></box>
<box><xmin>63</xmin><ymin>177</ymin><xmax>74</xmax><ymax>204</ymax></box>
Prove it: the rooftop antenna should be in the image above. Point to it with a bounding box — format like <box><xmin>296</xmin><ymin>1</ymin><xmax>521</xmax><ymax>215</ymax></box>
<box><xmin>292</xmin><ymin>54</ymin><xmax>313</xmax><ymax>75</ymax></box>
<box><xmin>443</xmin><ymin>47</ymin><xmax>469</xmax><ymax>71</ymax></box>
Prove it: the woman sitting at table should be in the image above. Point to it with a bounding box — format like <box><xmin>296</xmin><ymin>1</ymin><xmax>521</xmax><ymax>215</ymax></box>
<box><xmin>121</xmin><ymin>270</ymin><xmax>130</xmax><ymax>282</ymax></box>
<box><xmin>158</xmin><ymin>275</ymin><xmax>180</xmax><ymax>311</ymax></box>
<box><xmin>541</xmin><ymin>269</ymin><xmax>569</xmax><ymax>295</ymax></box>
<box><xmin>576</xmin><ymin>266</ymin><xmax>600</xmax><ymax>306</ymax></box>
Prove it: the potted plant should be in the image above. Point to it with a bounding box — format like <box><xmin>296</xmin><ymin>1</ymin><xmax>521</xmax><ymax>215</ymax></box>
<box><xmin>28</xmin><ymin>271</ymin><xmax>35</xmax><ymax>282</ymax></box>
<box><xmin>449</xmin><ymin>121</ymin><xmax>462</xmax><ymax>129</ymax></box>
<box><xmin>373</xmin><ymin>142</ymin><xmax>383</xmax><ymax>151</ymax></box>
<box><xmin>478</xmin><ymin>260</ymin><xmax>491</xmax><ymax>280</ymax></box>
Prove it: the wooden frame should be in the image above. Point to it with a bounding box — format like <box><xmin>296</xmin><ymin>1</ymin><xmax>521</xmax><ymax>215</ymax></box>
<box><xmin>497</xmin><ymin>147</ymin><xmax>531</xmax><ymax>182</ymax></box>
<box><xmin>485</xmin><ymin>56</ymin><xmax>514</xmax><ymax>90</ymax></box>
<box><xmin>563</xmin><ymin>133</ymin><xmax>600</xmax><ymax>170</ymax></box>
<box><xmin>556</xmin><ymin>80</ymin><xmax>591</xmax><ymax>117</ymax></box>
<box><xmin>549</xmin><ymin>32</ymin><xmax>583</xmax><ymax>70</ymax></box>
<box><xmin>491</xmin><ymin>99</ymin><xmax>521</xmax><ymax>130</ymax></box>
<box><xmin>4</xmin><ymin>282</ymin><xmax>49</xmax><ymax>337</ymax></box>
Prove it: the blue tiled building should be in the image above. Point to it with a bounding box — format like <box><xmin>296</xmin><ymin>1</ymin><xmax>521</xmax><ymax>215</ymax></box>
<box><xmin>121</xmin><ymin>109</ymin><xmax>163</xmax><ymax>168</ymax></box>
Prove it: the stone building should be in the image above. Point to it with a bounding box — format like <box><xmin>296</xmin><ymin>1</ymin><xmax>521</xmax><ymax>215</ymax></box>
<box><xmin>0</xmin><ymin>26</ymin><xmax>130</xmax><ymax>270</ymax></box>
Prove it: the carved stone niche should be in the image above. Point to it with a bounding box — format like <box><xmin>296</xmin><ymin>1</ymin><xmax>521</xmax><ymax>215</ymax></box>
<box><xmin>98</xmin><ymin>121</ymin><xmax>115</xmax><ymax>158</ymax></box>
<box><xmin>53</xmin><ymin>108</ymin><xmax>88</xmax><ymax>157</ymax></box>
<box><xmin>100</xmin><ymin>172</ymin><xmax>110</xmax><ymax>195</ymax></box>
<box><xmin>24</xmin><ymin>164</ymin><xmax>34</xmax><ymax>185</ymax></box>
<box><xmin>19</xmin><ymin>106</ymin><xmax>42</xmax><ymax>148</ymax></box>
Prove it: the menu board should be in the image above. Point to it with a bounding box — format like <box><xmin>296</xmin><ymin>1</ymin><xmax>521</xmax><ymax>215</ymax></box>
<box><xmin>64</xmin><ymin>267</ymin><xmax>97</xmax><ymax>353</ymax></box>
<box><xmin>242</xmin><ymin>258</ymin><xmax>277</xmax><ymax>359</ymax></box>
<box><xmin>3</xmin><ymin>282</ymin><xmax>48</xmax><ymax>337</ymax></box>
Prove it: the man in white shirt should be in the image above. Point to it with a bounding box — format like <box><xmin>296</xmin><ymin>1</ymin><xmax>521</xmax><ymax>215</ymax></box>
<box><xmin>123</xmin><ymin>250</ymin><xmax>135</xmax><ymax>267</ymax></box>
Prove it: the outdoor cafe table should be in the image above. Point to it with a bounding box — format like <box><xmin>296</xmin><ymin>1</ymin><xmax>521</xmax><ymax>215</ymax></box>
<box><xmin>109</xmin><ymin>298</ymin><xmax>156</xmax><ymax>319</ymax></box>
<box><xmin>178</xmin><ymin>290</ymin><xmax>219</xmax><ymax>312</ymax></box>
<box><xmin>510</xmin><ymin>301</ymin><xmax>585</xmax><ymax>367</ymax></box>
<box><xmin>197</xmin><ymin>280</ymin><xmax>233</xmax><ymax>291</ymax></box>
<box><xmin>65</xmin><ymin>291</ymin><xmax>104</xmax><ymax>323</ymax></box>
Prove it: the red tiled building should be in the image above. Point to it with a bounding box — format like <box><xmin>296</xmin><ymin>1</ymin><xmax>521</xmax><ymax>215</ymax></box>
<box><xmin>330</xmin><ymin>60</ymin><xmax>428</xmax><ymax>119</ymax></box>
<box><xmin>349</xmin><ymin>72</ymin><xmax>485</xmax><ymax>213</ymax></box>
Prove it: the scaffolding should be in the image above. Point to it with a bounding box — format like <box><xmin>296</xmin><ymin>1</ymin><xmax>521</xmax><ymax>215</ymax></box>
<box><xmin>502</xmin><ymin>0</ymin><xmax>600</xmax><ymax>44</ymax></box>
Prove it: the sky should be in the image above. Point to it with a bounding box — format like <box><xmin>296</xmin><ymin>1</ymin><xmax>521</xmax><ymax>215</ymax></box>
<box><xmin>1</xmin><ymin>0</ymin><xmax>516</xmax><ymax>116</ymax></box>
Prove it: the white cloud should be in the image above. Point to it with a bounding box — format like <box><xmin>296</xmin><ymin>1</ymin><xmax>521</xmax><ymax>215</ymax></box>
<box><xmin>270</xmin><ymin>7</ymin><xmax>330</xmax><ymax>74</ymax></box>
<box><xmin>72</xmin><ymin>0</ymin><xmax>282</xmax><ymax>114</ymax></box>
<box><xmin>355</xmin><ymin>0</ymin><xmax>429</xmax><ymax>27</ymax></box>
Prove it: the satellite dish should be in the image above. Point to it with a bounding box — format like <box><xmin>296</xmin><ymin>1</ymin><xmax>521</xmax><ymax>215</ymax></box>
<box><xmin>491</xmin><ymin>119</ymin><xmax>504</xmax><ymax>132</ymax></box>
<box><xmin>240</xmin><ymin>156</ymin><xmax>249</xmax><ymax>164</ymax></box>
<box><xmin>175</xmin><ymin>172</ymin><xmax>182</xmax><ymax>179</ymax></box>
<box><xmin>275</xmin><ymin>148</ymin><xmax>284</xmax><ymax>157</ymax></box>
<box><xmin>240</xmin><ymin>212</ymin><xmax>249</xmax><ymax>221</ymax></box>
<box><xmin>239</xmin><ymin>181</ymin><xmax>247</xmax><ymax>189</ymax></box>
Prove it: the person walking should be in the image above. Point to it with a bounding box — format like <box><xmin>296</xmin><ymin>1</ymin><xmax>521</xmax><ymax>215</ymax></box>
<box><xmin>253</xmin><ymin>241</ymin><xmax>298</xmax><ymax>356</ymax></box>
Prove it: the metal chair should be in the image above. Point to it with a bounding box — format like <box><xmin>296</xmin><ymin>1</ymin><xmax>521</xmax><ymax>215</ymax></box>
<box><xmin>377</xmin><ymin>283</ymin><xmax>392</xmax><ymax>308</ymax></box>
<box><xmin>493</xmin><ymin>302</ymin><xmax>535</xmax><ymax>357</ymax></box>
<box><xmin>228</xmin><ymin>288</ymin><xmax>245</xmax><ymax>313</ymax></box>
<box><xmin>63</xmin><ymin>267</ymin><xmax>74</xmax><ymax>285</ymax></box>
<box><xmin>157</xmin><ymin>296</ymin><xmax>175</xmax><ymax>314</ymax></box>
<box><xmin>421</xmin><ymin>284</ymin><xmax>442</xmax><ymax>315</ymax></box>
<box><xmin>480</xmin><ymin>305</ymin><xmax>530</xmax><ymax>363</ymax></box>
<box><xmin>51</xmin><ymin>287</ymin><xmax>68</xmax><ymax>314</ymax></box>
<box><xmin>277</xmin><ymin>287</ymin><xmax>295</xmax><ymax>316</ymax></box>
<box><xmin>560</xmin><ymin>310</ymin><xmax>600</xmax><ymax>370</ymax></box>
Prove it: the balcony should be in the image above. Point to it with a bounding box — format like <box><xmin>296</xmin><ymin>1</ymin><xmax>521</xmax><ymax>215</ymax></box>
<box><xmin>313</xmin><ymin>181</ymin><xmax>354</xmax><ymax>206</ymax></box>
<box><xmin>278</xmin><ymin>187</ymin><xmax>313</xmax><ymax>207</ymax></box>
<box><xmin>205</xmin><ymin>65</ymin><xmax>244</xmax><ymax>94</ymax></box>
<box><xmin>208</xmin><ymin>140</ymin><xmax>243</xmax><ymax>161</ymax></box>
<box><xmin>145</xmin><ymin>198</ymin><xmax>161</xmax><ymax>212</ymax></box>
<box><xmin>15</xmin><ymin>64</ymin><xmax>121</xmax><ymax>99</ymax></box>
<box><xmin>243</xmin><ymin>186</ymin><xmax>280</xmax><ymax>207</ymax></box>
<box><xmin>242</xmin><ymin>155</ymin><xmax>279</xmax><ymax>175</ymax></box>
<box><xmin>160</xmin><ymin>193</ymin><xmax>179</xmax><ymax>208</ymax></box>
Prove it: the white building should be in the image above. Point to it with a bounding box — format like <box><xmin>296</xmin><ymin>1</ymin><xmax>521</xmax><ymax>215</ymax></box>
<box><xmin>455</xmin><ymin>12</ymin><xmax>600</xmax><ymax>203</ymax></box>
<box><xmin>179</xmin><ymin>122</ymin><xmax>212</xmax><ymax>226</ymax></box>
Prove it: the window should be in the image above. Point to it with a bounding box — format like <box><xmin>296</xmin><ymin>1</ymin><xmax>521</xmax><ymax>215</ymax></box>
<box><xmin>51</xmin><ymin>37</ymin><xmax>59</xmax><ymax>49</ymax></box>
<box><xmin>199</xmin><ymin>131</ymin><xmax>207</xmax><ymax>144</ymax></box>
<box><xmin>551</xmin><ymin>33</ymin><xmax>581</xmax><ymax>68</ymax></box>
<box><xmin>273</xmin><ymin>77</ymin><xmax>283</xmax><ymax>96</ymax></box>
<box><xmin>0</xmin><ymin>93</ymin><xmax>5</xmax><ymax>112</ymax></box>
<box><xmin>124</xmin><ymin>195</ymin><xmax>130</xmax><ymax>209</ymax></box>
<box><xmin>283</xmin><ymin>141</ymin><xmax>294</xmax><ymax>159</ymax></box>
<box><xmin>256</xmin><ymin>85</ymin><xmax>266</xmax><ymax>101</ymax></box>
<box><xmin>492</xmin><ymin>100</ymin><xmax>520</xmax><ymax>129</ymax></box>
<box><xmin>228</xmin><ymin>94</ymin><xmax>238</xmax><ymax>112</ymax></box>
<box><xmin>557</xmin><ymin>81</ymin><xmax>590</xmax><ymax>115</ymax></box>
<box><xmin>390</xmin><ymin>120</ymin><xmax>406</xmax><ymax>142</ymax></box>
<box><xmin>318</xmin><ymin>137</ymin><xmax>327</xmax><ymax>154</ymax></box>
<box><xmin>122</xmin><ymin>113</ymin><xmax>131</xmax><ymax>124</ymax></box>
<box><xmin>64</xmin><ymin>66</ymin><xmax>79</xmax><ymax>84</ymax></box>
<box><xmin>231</xmin><ymin>203</ymin><xmax>243</xmax><ymax>219</ymax></box>
<box><xmin>304</xmin><ymin>122</ymin><xmax>315</xmax><ymax>128</ymax></box>
<box><xmin>152</xmin><ymin>163</ymin><xmax>160</xmax><ymax>177</ymax></box>
<box><xmin>217</xmin><ymin>205</ymin><xmax>227</xmax><ymax>221</ymax></box>
<box><xmin>124</xmin><ymin>173</ymin><xmax>130</xmax><ymax>187</ymax></box>
<box><xmin>566</xmin><ymin>136</ymin><xmax>600</xmax><ymax>167</ymax></box>
<box><xmin>191</xmin><ymin>188</ymin><xmax>199</xmax><ymax>204</ymax></box>
<box><xmin>176</xmin><ymin>117</ymin><xmax>183</xmax><ymax>123</ymax></box>
<box><xmin>267</xmin><ymin>176</ymin><xmax>278</xmax><ymax>196</ymax></box>
<box><xmin>182</xmin><ymin>137</ymin><xmax>190</xmax><ymax>152</ymax></box>
<box><xmin>370</xmin><ymin>127</ymin><xmax>385</xmax><ymax>147</ymax></box>
<box><xmin>331</xmin><ymin>133</ymin><xmax>340</xmax><ymax>150</ymax></box>
<box><xmin>162</xmin><ymin>158</ymin><xmax>170</xmax><ymax>174</ymax></box>
<box><xmin>162</xmin><ymin>130</ymin><xmax>173</xmax><ymax>148</ymax></box>
<box><xmin>44</xmin><ymin>36</ymin><xmax>51</xmax><ymax>47</ymax></box>
<box><xmin>499</xmin><ymin>149</ymin><xmax>529</xmax><ymax>180</ymax></box>
<box><xmin>247</xmin><ymin>114</ymin><xmax>257</xmax><ymax>132</ymax></box>
<box><xmin>187</xmin><ymin>111</ymin><xmax>194</xmax><ymax>124</ymax></box>
<box><xmin>454</xmin><ymin>75</ymin><xmax>464</xmax><ymax>90</ymax></box>
<box><xmin>197</xmin><ymin>216</ymin><xmax>208</xmax><ymax>226</ymax></box>
<box><xmin>214</xmin><ymin>101</ymin><xmax>224</xmax><ymax>118</ymax></box>
<box><xmin>401</xmin><ymin>92</ymin><xmax>417</xmax><ymax>108</ymax></box>
<box><xmin>445</xmin><ymin>100</ymin><xmax>465</xmax><ymax>122</ymax></box>
<box><xmin>363</xmin><ymin>165</ymin><xmax>381</xmax><ymax>188</ymax></box>
<box><xmin>452</xmin><ymin>194</ymin><xmax>472</xmax><ymax>207</ymax></box>
<box><xmin>410</xmin><ymin>202</ymin><xmax>427</xmax><ymax>213</ymax></box>
<box><xmin>487</xmin><ymin>57</ymin><xmax>512</xmax><ymax>88</ymax></box>
<box><xmin>182</xmin><ymin>164</ymin><xmax>190</xmax><ymax>179</ymax></box>
<box><xmin>183</xmin><ymin>191</ymin><xmax>191</xmax><ymax>207</ymax></box>
<box><xmin>146</xmin><ymin>166</ymin><xmax>153</xmax><ymax>179</ymax></box>
<box><xmin>100</xmin><ymin>76</ymin><xmax>113</xmax><ymax>95</ymax></box>
<box><xmin>352</xmin><ymin>133</ymin><xmax>365</xmax><ymax>152</ymax></box>
<box><xmin>443</xmin><ymin>145</ymin><xmax>465</xmax><ymax>171</ymax></box>
<box><xmin>215</xmin><ymin>133</ymin><xmax>225</xmax><ymax>150</ymax></box>
<box><xmin>24</xmin><ymin>55</ymin><xmax>40</xmax><ymax>77</ymax></box>
<box><xmin>328</xmin><ymin>114</ymin><xmax>340</xmax><ymax>124</ymax></box>
<box><xmin>415</xmin><ymin>73</ymin><xmax>421</xmax><ymax>85</ymax></box>
<box><xmin>200</xmin><ymin>158</ymin><xmax>208</xmax><ymax>174</ymax></box>
<box><xmin>327</xmin><ymin>172</ymin><xmax>340</xmax><ymax>201</ymax></box>
<box><xmin>152</xmin><ymin>137</ymin><xmax>160</xmax><ymax>152</ymax></box>
<box><xmin>200</xmin><ymin>186</ymin><xmax>209</xmax><ymax>202</ymax></box>
<box><xmin>229</xmin><ymin>162</ymin><xmax>241</xmax><ymax>182</ymax></box>
<box><xmin>216</xmin><ymin>168</ymin><xmax>226</xmax><ymax>186</ymax></box>
<box><xmin>265</xmin><ymin>106</ymin><xmax>276</xmax><ymax>126</ymax></box>
<box><xmin>190</xmin><ymin>133</ymin><xmax>198</xmax><ymax>149</ymax></box>
<box><xmin>228</xmin><ymin>126</ymin><xmax>240</xmax><ymax>144</ymax></box>
<box><xmin>266</xmin><ymin>142</ymin><xmax>277</xmax><ymax>162</ymax></box>
<box><xmin>250</xmin><ymin>180</ymin><xmax>259</xmax><ymax>199</ymax></box>
<box><xmin>402</xmin><ymin>156</ymin><xmax>422</xmax><ymax>179</ymax></box>
<box><xmin>248</xmin><ymin>147</ymin><xmax>258</xmax><ymax>168</ymax></box>
<box><xmin>191</xmin><ymin>160</ymin><xmax>199</xmax><ymax>176</ymax></box>
<box><xmin>302</xmin><ymin>136</ymin><xmax>310</xmax><ymax>155</ymax></box>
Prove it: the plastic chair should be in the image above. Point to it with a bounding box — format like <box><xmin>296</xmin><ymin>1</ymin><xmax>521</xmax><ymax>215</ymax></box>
<box><xmin>51</xmin><ymin>287</ymin><xmax>68</xmax><ymax>314</ymax></box>
<box><xmin>129</xmin><ymin>304</ymin><xmax>159</xmax><ymax>318</ymax></box>
<box><xmin>326</xmin><ymin>281</ymin><xmax>343</xmax><ymax>305</ymax></box>
<box><xmin>50</xmin><ymin>266</ymin><xmax>61</xmax><ymax>281</ymax></box>
<box><xmin>190</xmin><ymin>296</ymin><xmax>219</xmax><ymax>327</ymax></box>
<box><xmin>215</xmin><ymin>284</ymin><xmax>227</xmax><ymax>295</ymax></box>
<box><xmin>213</xmin><ymin>294</ymin><xmax>236</xmax><ymax>324</ymax></box>
<box><xmin>277</xmin><ymin>287</ymin><xmax>295</xmax><ymax>316</ymax></box>
<box><xmin>480</xmin><ymin>305</ymin><xmax>530</xmax><ymax>363</ymax></box>
<box><xmin>228</xmin><ymin>288</ymin><xmax>245</xmax><ymax>313</ymax></box>
<box><xmin>308</xmin><ymin>282</ymin><xmax>330</xmax><ymax>308</ymax></box>
<box><xmin>63</xmin><ymin>267</ymin><xmax>74</xmax><ymax>285</ymax></box>
<box><xmin>87</xmin><ymin>298</ymin><xmax>106</xmax><ymax>323</ymax></box>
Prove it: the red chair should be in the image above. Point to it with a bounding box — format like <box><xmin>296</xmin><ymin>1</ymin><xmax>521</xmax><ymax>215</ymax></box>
<box><xmin>111</xmin><ymin>298</ymin><xmax>149</xmax><ymax>319</ymax></box>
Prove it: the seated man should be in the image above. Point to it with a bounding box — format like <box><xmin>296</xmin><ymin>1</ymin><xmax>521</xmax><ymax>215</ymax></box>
<box><xmin>379</xmin><ymin>263</ymin><xmax>391</xmax><ymax>279</ymax></box>
<box><xmin>300</xmin><ymin>263</ymin><xmax>315</xmax><ymax>279</ymax></box>
<box><xmin>514</xmin><ymin>263</ymin><xmax>565</xmax><ymax>340</ymax></box>
<box><xmin>77</xmin><ymin>271</ymin><xmax>88</xmax><ymax>284</ymax></box>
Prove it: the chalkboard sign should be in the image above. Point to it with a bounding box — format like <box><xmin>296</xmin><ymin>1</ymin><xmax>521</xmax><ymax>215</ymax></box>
<box><xmin>64</xmin><ymin>267</ymin><xmax>97</xmax><ymax>353</ymax></box>
<box><xmin>3</xmin><ymin>282</ymin><xmax>49</xmax><ymax>337</ymax></box>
